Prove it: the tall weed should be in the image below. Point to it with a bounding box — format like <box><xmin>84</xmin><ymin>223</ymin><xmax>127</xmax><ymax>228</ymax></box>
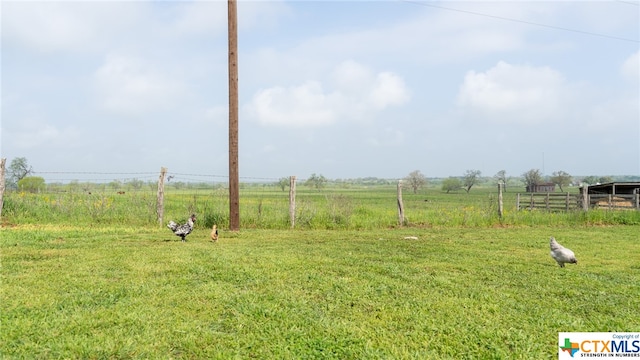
<box><xmin>2</xmin><ymin>186</ymin><xmax>639</xmax><ymax>229</ymax></box>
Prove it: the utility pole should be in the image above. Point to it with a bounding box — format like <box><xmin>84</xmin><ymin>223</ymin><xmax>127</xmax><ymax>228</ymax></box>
<box><xmin>228</xmin><ymin>0</ymin><xmax>240</xmax><ymax>231</ymax></box>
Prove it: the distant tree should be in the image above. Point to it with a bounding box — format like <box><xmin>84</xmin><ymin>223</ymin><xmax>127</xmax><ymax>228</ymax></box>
<box><xmin>598</xmin><ymin>176</ymin><xmax>613</xmax><ymax>184</ymax></box>
<box><xmin>68</xmin><ymin>180</ymin><xmax>80</xmax><ymax>193</ymax></box>
<box><xmin>8</xmin><ymin>157</ymin><xmax>33</xmax><ymax>188</ymax></box>
<box><xmin>494</xmin><ymin>170</ymin><xmax>508</xmax><ymax>191</ymax></box>
<box><xmin>18</xmin><ymin>176</ymin><xmax>45</xmax><ymax>193</ymax></box>
<box><xmin>127</xmin><ymin>178</ymin><xmax>144</xmax><ymax>190</ymax></box>
<box><xmin>109</xmin><ymin>180</ymin><xmax>122</xmax><ymax>191</ymax></box>
<box><xmin>404</xmin><ymin>170</ymin><xmax>427</xmax><ymax>194</ymax></box>
<box><xmin>441</xmin><ymin>177</ymin><xmax>462</xmax><ymax>193</ymax></box>
<box><xmin>522</xmin><ymin>169</ymin><xmax>543</xmax><ymax>188</ymax></box>
<box><xmin>172</xmin><ymin>181</ymin><xmax>186</xmax><ymax>190</ymax></box>
<box><xmin>550</xmin><ymin>171</ymin><xmax>572</xmax><ymax>192</ymax></box>
<box><xmin>305</xmin><ymin>173</ymin><xmax>327</xmax><ymax>190</ymax></box>
<box><xmin>582</xmin><ymin>176</ymin><xmax>612</xmax><ymax>185</ymax></box>
<box><xmin>463</xmin><ymin>169</ymin><xmax>482</xmax><ymax>193</ymax></box>
<box><xmin>277</xmin><ymin>177</ymin><xmax>290</xmax><ymax>192</ymax></box>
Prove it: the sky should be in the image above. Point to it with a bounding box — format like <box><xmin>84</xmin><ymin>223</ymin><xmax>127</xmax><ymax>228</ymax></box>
<box><xmin>1</xmin><ymin>0</ymin><xmax>639</xmax><ymax>184</ymax></box>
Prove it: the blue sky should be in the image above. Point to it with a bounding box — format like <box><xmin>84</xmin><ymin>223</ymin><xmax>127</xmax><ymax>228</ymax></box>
<box><xmin>1</xmin><ymin>0</ymin><xmax>638</xmax><ymax>183</ymax></box>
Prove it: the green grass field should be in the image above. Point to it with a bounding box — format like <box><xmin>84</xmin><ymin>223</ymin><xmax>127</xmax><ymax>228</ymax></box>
<box><xmin>1</xmin><ymin>185</ymin><xmax>639</xmax><ymax>358</ymax></box>
<box><xmin>3</xmin><ymin>184</ymin><xmax>639</xmax><ymax>228</ymax></box>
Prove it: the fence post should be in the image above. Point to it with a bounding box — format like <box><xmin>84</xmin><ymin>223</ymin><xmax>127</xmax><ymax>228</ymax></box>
<box><xmin>0</xmin><ymin>158</ymin><xmax>5</xmax><ymax>223</ymax></box>
<box><xmin>516</xmin><ymin>193</ymin><xmax>520</xmax><ymax>211</ymax></box>
<box><xmin>635</xmin><ymin>192</ymin><xmax>639</xmax><ymax>210</ymax></box>
<box><xmin>397</xmin><ymin>180</ymin><xmax>405</xmax><ymax>226</ymax></box>
<box><xmin>566</xmin><ymin>192</ymin><xmax>570</xmax><ymax>211</ymax></box>
<box><xmin>157</xmin><ymin>167</ymin><xmax>167</xmax><ymax>226</ymax></box>
<box><xmin>582</xmin><ymin>185</ymin><xmax>589</xmax><ymax>211</ymax></box>
<box><xmin>545</xmin><ymin>193</ymin><xmax>550</xmax><ymax>211</ymax></box>
<box><xmin>530</xmin><ymin>193</ymin><xmax>534</xmax><ymax>210</ymax></box>
<box><xmin>498</xmin><ymin>183</ymin><xmax>504</xmax><ymax>218</ymax></box>
<box><xmin>289</xmin><ymin>176</ymin><xmax>296</xmax><ymax>228</ymax></box>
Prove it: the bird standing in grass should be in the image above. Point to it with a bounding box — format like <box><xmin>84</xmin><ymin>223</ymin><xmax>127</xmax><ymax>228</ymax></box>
<box><xmin>549</xmin><ymin>236</ymin><xmax>578</xmax><ymax>268</ymax></box>
<box><xmin>210</xmin><ymin>224</ymin><xmax>219</xmax><ymax>242</ymax></box>
<box><xmin>167</xmin><ymin>214</ymin><xmax>196</xmax><ymax>242</ymax></box>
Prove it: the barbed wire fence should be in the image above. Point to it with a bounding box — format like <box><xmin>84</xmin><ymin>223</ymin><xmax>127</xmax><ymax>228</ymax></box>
<box><xmin>1</xmin><ymin>163</ymin><xmax>407</xmax><ymax>229</ymax></box>
<box><xmin>6</xmin><ymin>168</ymin><xmax>384</xmax><ymax>228</ymax></box>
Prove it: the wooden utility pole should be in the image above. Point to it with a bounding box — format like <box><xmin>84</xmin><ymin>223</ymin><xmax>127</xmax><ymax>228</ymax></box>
<box><xmin>228</xmin><ymin>0</ymin><xmax>240</xmax><ymax>231</ymax></box>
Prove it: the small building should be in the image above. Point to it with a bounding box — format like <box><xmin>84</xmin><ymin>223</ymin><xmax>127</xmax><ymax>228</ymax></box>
<box><xmin>526</xmin><ymin>183</ymin><xmax>556</xmax><ymax>193</ymax></box>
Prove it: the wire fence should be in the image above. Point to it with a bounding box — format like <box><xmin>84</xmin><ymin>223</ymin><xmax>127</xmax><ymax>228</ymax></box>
<box><xmin>30</xmin><ymin>170</ymin><xmax>287</xmax><ymax>184</ymax></box>
<box><xmin>5</xmin><ymin>168</ymin><xmax>639</xmax><ymax>229</ymax></box>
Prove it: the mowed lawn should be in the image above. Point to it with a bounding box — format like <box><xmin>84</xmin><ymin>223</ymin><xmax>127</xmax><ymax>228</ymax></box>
<box><xmin>1</xmin><ymin>225</ymin><xmax>639</xmax><ymax>358</ymax></box>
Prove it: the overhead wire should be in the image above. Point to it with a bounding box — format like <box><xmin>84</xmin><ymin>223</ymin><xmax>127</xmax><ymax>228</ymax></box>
<box><xmin>31</xmin><ymin>170</ymin><xmax>283</xmax><ymax>183</ymax></box>
<box><xmin>399</xmin><ymin>0</ymin><xmax>639</xmax><ymax>43</ymax></box>
<box><xmin>614</xmin><ymin>0</ymin><xmax>640</xmax><ymax>6</ymax></box>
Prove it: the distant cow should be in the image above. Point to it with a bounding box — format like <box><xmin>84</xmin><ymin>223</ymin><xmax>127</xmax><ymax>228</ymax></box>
<box><xmin>117</xmin><ymin>191</ymin><xmax>125</xmax><ymax>195</ymax></box>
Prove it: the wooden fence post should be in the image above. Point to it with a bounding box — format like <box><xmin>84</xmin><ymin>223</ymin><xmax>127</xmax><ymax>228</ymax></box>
<box><xmin>289</xmin><ymin>176</ymin><xmax>296</xmax><ymax>228</ymax></box>
<box><xmin>582</xmin><ymin>185</ymin><xmax>589</xmax><ymax>211</ymax></box>
<box><xmin>516</xmin><ymin>193</ymin><xmax>520</xmax><ymax>211</ymax></box>
<box><xmin>0</xmin><ymin>158</ymin><xmax>5</xmax><ymax>223</ymax></box>
<box><xmin>545</xmin><ymin>193</ymin><xmax>550</xmax><ymax>211</ymax></box>
<box><xmin>565</xmin><ymin>192</ymin><xmax>570</xmax><ymax>211</ymax></box>
<box><xmin>397</xmin><ymin>180</ymin><xmax>405</xmax><ymax>226</ymax></box>
<box><xmin>157</xmin><ymin>167</ymin><xmax>167</xmax><ymax>226</ymax></box>
<box><xmin>498</xmin><ymin>183</ymin><xmax>504</xmax><ymax>218</ymax></box>
<box><xmin>530</xmin><ymin>193</ymin><xmax>534</xmax><ymax>210</ymax></box>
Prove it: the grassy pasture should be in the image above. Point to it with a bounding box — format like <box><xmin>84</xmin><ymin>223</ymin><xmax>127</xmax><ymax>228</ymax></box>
<box><xmin>3</xmin><ymin>184</ymin><xmax>639</xmax><ymax>228</ymax></box>
<box><xmin>1</xmin><ymin>225</ymin><xmax>639</xmax><ymax>358</ymax></box>
<box><xmin>1</xmin><ymin>185</ymin><xmax>639</xmax><ymax>358</ymax></box>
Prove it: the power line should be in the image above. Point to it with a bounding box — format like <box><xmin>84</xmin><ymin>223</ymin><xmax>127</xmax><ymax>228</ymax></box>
<box><xmin>614</xmin><ymin>0</ymin><xmax>640</xmax><ymax>6</ymax></box>
<box><xmin>31</xmin><ymin>170</ymin><xmax>282</xmax><ymax>183</ymax></box>
<box><xmin>400</xmin><ymin>0</ymin><xmax>639</xmax><ymax>43</ymax></box>
<box><xmin>34</xmin><ymin>171</ymin><xmax>157</xmax><ymax>175</ymax></box>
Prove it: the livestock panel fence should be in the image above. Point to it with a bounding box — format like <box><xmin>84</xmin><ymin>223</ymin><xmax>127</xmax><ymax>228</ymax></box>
<box><xmin>517</xmin><ymin>192</ymin><xmax>640</xmax><ymax>211</ymax></box>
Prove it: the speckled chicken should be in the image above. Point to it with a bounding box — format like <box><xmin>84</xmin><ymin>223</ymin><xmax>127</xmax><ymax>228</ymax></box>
<box><xmin>167</xmin><ymin>214</ymin><xmax>196</xmax><ymax>242</ymax></box>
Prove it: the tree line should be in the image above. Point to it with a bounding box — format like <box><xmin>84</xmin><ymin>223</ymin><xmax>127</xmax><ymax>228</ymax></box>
<box><xmin>2</xmin><ymin>157</ymin><xmax>631</xmax><ymax>194</ymax></box>
<box><xmin>403</xmin><ymin>169</ymin><xmax>619</xmax><ymax>194</ymax></box>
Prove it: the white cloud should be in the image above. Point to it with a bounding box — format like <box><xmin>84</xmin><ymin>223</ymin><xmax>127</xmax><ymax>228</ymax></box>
<box><xmin>238</xmin><ymin>1</ymin><xmax>292</xmax><ymax>31</ymax></box>
<box><xmin>246</xmin><ymin>61</ymin><xmax>410</xmax><ymax>127</ymax></box>
<box><xmin>170</xmin><ymin>2</ymin><xmax>227</xmax><ymax>36</ymax></box>
<box><xmin>456</xmin><ymin>61</ymin><xmax>569</xmax><ymax>125</ymax></box>
<box><xmin>369</xmin><ymin>72</ymin><xmax>411</xmax><ymax>110</ymax></box>
<box><xmin>621</xmin><ymin>51</ymin><xmax>639</xmax><ymax>83</ymax></box>
<box><xmin>93</xmin><ymin>54</ymin><xmax>187</xmax><ymax>115</ymax></box>
<box><xmin>332</xmin><ymin>60</ymin><xmax>373</xmax><ymax>95</ymax></box>
<box><xmin>367</xmin><ymin>127</ymin><xmax>405</xmax><ymax>147</ymax></box>
<box><xmin>248</xmin><ymin>81</ymin><xmax>340</xmax><ymax>127</ymax></box>
<box><xmin>8</xmin><ymin>119</ymin><xmax>81</xmax><ymax>150</ymax></box>
<box><xmin>2</xmin><ymin>2</ymin><xmax>143</xmax><ymax>53</ymax></box>
<box><xmin>203</xmin><ymin>106</ymin><xmax>228</xmax><ymax>126</ymax></box>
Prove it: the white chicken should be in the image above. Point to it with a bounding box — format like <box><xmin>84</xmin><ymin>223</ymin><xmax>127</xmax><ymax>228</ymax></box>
<box><xmin>167</xmin><ymin>214</ymin><xmax>196</xmax><ymax>242</ymax></box>
<box><xmin>549</xmin><ymin>236</ymin><xmax>577</xmax><ymax>268</ymax></box>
